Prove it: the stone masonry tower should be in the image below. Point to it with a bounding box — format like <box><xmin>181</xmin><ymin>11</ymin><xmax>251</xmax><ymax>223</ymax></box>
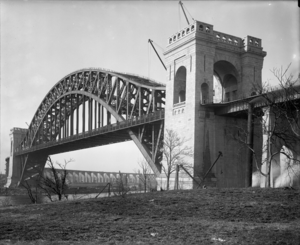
<box><xmin>5</xmin><ymin>128</ymin><xmax>28</xmax><ymax>187</ymax></box>
<box><xmin>163</xmin><ymin>20</ymin><xmax>266</xmax><ymax>187</ymax></box>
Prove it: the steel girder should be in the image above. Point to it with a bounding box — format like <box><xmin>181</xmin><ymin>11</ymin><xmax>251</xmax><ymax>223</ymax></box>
<box><xmin>16</xmin><ymin>69</ymin><xmax>165</xmax><ymax>185</ymax></box>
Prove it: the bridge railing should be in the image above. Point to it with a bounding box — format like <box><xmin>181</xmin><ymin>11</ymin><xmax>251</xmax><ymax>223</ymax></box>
<box><xmin>15</xmin><ymin>110</ymin><xmax>165</xmax><ymax>154</ymax></box>
<box><xmin>201</xmin><ymin>86</ymin><xmax>300</xmax><ymax>115</ymax></box>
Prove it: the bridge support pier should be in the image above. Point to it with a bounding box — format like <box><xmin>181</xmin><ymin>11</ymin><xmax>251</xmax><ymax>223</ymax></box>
<box><xmin>5</xmin><ymin>128</ymin><xmax>28</xmax><ymax>188</ymax></box>
<box><xmin>259</xmin><ymin>106</ymin><xmax>300</xmax><ymax>188</ymax></box>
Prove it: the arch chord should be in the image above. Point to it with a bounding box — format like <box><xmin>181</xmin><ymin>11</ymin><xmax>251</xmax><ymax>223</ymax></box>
<box><xmin>16</xmin><ymin>69</ymin><xmax>165</xmax><ymax>186</ymax></box>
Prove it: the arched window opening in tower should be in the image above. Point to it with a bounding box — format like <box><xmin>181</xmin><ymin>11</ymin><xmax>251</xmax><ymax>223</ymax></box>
<box><xmin>224</xmin><ymin>74</ymin><xmax>238</xmax><ymax>101</ymax></box>
<box><xmin>213</xmin><ymin>72</ymin><xmax>222</xmax><ymax>103</ymax></box>
<box><xmin>201</xmin><ymin>83</ymin><xmax>209</xmax><ymax>104</ymax></box>
<box><xmin>179</xmin><ymin>90</ymin><xmax>186</xmax><ymax>102</ymax></box>
<box><xmin>213</xmin><ymin>60</ymin><xmax>239</xmax><ymax>103</ymax></box>
<box><xmin>174</xmin><ymin>66</ymin><xmax>187</xmax><ymax>105</ymax></box>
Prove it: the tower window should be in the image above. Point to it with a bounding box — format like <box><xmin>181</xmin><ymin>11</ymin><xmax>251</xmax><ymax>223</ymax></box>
<box><xmin>232</xmin><ymin>90</ymin><xmax>237</xmax><ymax>100</ymax></box>
<box><xmin>201</xmin><ymin>83</ymin><xmax>209</xmax><ymax>104</ymax></box>
<box><xmin>174</xmin><ymin>66</ymin><xmax>187</xmax><ymax>104</ymax></box>
<box><xmin>213</xmin><ymin>72</ymin><xmax>222</xmax><ymax>103</ymax></box>
<box><xmin>225</xmin><ymin>92</ymin><xmax>230</xmax><ymax>102</ymax></box>
<box><xmin>224</xmin><ymin>74</ymin><xmax>238</xmax><ymax>102</ymax></box>
<box><xmin>179</xmin><ymin>90</ymin><xmax>186</xmax><ymax>102</ymax></box>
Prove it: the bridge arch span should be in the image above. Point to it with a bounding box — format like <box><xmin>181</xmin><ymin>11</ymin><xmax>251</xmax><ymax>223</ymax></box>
<box><xmin>13</xmin><ymin>68</ymin><xmax>165</xmax><ymax>186</ymax></box>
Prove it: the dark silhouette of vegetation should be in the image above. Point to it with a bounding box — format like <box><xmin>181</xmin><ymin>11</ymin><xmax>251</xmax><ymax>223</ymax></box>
<box><xmin>22</xmin><ymin>180</ymin><xmax>39</xmax><ymax>204</ymax></box>
<box><xmin>38</xmin><ymin>157</ymin><xmax>72</xmax><ymax>201</ymax></box>
<box><xmin>232</xmin><ymin>65</ymin><xmax>300</xmax><ymax>187</ymax></box>
<box><xmin>0</xmin><ymin>173</ymin><xmax>6</xmax><ymax>188</ymax></box>
<box><xmin>20</xmin><ymin>157</ymin><xmax>72</xmax><ymax>203</ymax></box>
<box><xmin>161</xmin><ymin>129</ymin><xmax>193</xmax><ymax>190</ymax></box>
<box><xmin>136</xmin><ymin>160</ymin><xmax>155</xmax><ymax>193</ymax></box>
<box><xmin>112</xmin><ymin>171</ymin><xmax>130</xmax><ymax>198</ymax></box>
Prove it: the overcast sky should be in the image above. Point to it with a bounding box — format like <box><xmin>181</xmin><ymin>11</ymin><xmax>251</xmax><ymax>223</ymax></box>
<box><xmin>1</xmin><ymin>1</ymin><xmax>299</xmax><ymax>174</ymax></box>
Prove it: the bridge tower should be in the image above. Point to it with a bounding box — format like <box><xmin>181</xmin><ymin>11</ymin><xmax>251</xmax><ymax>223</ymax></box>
<box><xmin>163</xmin><ymin>20</ymin><xmax>266</xmax><ymax>187</ymax></box>
<box><xmin>5</xmin><ymin>128</ymin><xmax>28</xmax><ymax>187</ymax></box>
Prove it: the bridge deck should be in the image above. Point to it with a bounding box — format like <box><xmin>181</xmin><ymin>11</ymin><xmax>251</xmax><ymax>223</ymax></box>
<box><xmin>202</xmin><ymin>89</ymin><xmax>300</xmax><ymax>116</ymax></box>
<box><xmin>15</xmin><ymin>110</ymin><xmax>164</xmax><ymax>156</ymax></box>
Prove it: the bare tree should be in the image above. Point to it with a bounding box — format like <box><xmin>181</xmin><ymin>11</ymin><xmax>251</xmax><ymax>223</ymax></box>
<box><xmin>0</xmin><ymin>173</ymin><xmax>6</xmax><ymax>188</ymax></box>
<box><xmin>38</xmin><ymin>157</ymin><xmax>72</xmax><ymax>201</ymax></box>
<box><xmin>112</xmin><ymin>171</ymin><xmax>130</xmax><ymax>198</ymax></box>
<box><xmin>136</xmin><ymin>159</ymin><xmax>155</xmax><ymax>193</ymax></box>
<box><xmin>21</xmin><ymin>179</ymin><xmax>39</xmax><ymax>204</ymax></box>
<box><xmin>233</xmin><ymin>65</ymin><xmax>300</xmax><ymax>187</ymax></box>
<box><xmin>161</xmin><ymin>129</ymin><xmax>193</xmax><ymax>190</ymax></box>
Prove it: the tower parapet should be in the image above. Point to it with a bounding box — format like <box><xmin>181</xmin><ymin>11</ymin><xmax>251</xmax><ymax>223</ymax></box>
<box><xmin>167</xmin><ymin>20</ymin><xmax>266</xmax><ymax>58</ymax></box>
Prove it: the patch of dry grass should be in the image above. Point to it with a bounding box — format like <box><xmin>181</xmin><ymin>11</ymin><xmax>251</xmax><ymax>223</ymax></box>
<box><xmin>0</xmin><ymin>188</ymin><xmax>299</xmax><ymax>244</ymax></box>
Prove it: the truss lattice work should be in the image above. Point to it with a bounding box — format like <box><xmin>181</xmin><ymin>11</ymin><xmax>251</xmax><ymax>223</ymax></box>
<box><xmin>15</xmin><ymin>69</ymin><xmax>166</xmax><ymax>185</ymax></box>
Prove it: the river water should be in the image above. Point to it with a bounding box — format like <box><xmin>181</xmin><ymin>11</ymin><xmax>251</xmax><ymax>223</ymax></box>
<box><xmin>0</xmin><ymin>192</ymin><xmax>110</xmax><ymax>207</ymax></box>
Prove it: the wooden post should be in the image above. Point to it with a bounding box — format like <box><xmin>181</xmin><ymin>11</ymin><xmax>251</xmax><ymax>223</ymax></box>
<box><xmin>246</xmin><ymin>103</ymin><xmax>254</xmax><ymax>187</ymax></box>
<box><xmin>174</xmin><ymin>164</ymin><xmax>179</xmax><ymax>190</ymax></box>
<box><xmin>108</xmin><ymin>183</ymin><xmax>111</xmax><ymax>197</ymax></box>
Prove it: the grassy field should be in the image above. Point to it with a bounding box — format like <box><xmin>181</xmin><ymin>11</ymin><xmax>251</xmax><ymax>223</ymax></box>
<box><xmin>0</xmin><ymin>188</ymin><xmax>299</xmax><ymax>245</ymax></box>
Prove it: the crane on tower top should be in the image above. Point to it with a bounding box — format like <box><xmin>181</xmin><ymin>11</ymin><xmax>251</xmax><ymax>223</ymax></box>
<box><xmin>148</xmin><ymin>39</ymin><xmax>167</xmax><ymax>71</ymax></box>
<box><xmin>179</xmin><ymin>1</ymin><xmax>195</xmax><ymax>25</ymax></box>
<box><xmin>147</xmin><ymin>2</ymin><xmax>194</xmax><ymax>72</ymax></box>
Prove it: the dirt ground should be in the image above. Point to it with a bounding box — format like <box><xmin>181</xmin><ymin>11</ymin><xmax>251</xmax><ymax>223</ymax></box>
<box><xmin>0</xmin><ymin>188</ymin><xmax>299</xmax><ymax>245</ymax></box>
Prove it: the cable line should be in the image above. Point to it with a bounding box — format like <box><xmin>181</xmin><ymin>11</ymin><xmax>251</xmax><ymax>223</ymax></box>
<box><xmin>183</xmin><ymin>2</ymin><xmax>195</xmax><ymax>22</ymax></box>
<box><xmin>148</xmin><ymin>39</ymin><xmax>167</xmax><ymax>71</ymax></box>
<box><xmin>179</xmin><ymin>1</ymin><xmax>190</xmax><ymax>25</ymax></box>
<box><xmin>179</xmin><ymin>1</ymin><xmax>195</xmax><ymax>25</ymax></box>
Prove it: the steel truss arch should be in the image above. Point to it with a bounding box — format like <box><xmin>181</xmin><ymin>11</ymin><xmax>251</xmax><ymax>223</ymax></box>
<box><xmin>16</xmin><ymin>69</ymin><xmax>165</xmax><ymax>185</ymax></box>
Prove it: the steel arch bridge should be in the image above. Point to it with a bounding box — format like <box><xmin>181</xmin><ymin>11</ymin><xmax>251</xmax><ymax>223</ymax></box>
<box><xmin>12</xmin><ymin>68</ymin><xmax>165</xmax><ymax>186</ymax></box>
